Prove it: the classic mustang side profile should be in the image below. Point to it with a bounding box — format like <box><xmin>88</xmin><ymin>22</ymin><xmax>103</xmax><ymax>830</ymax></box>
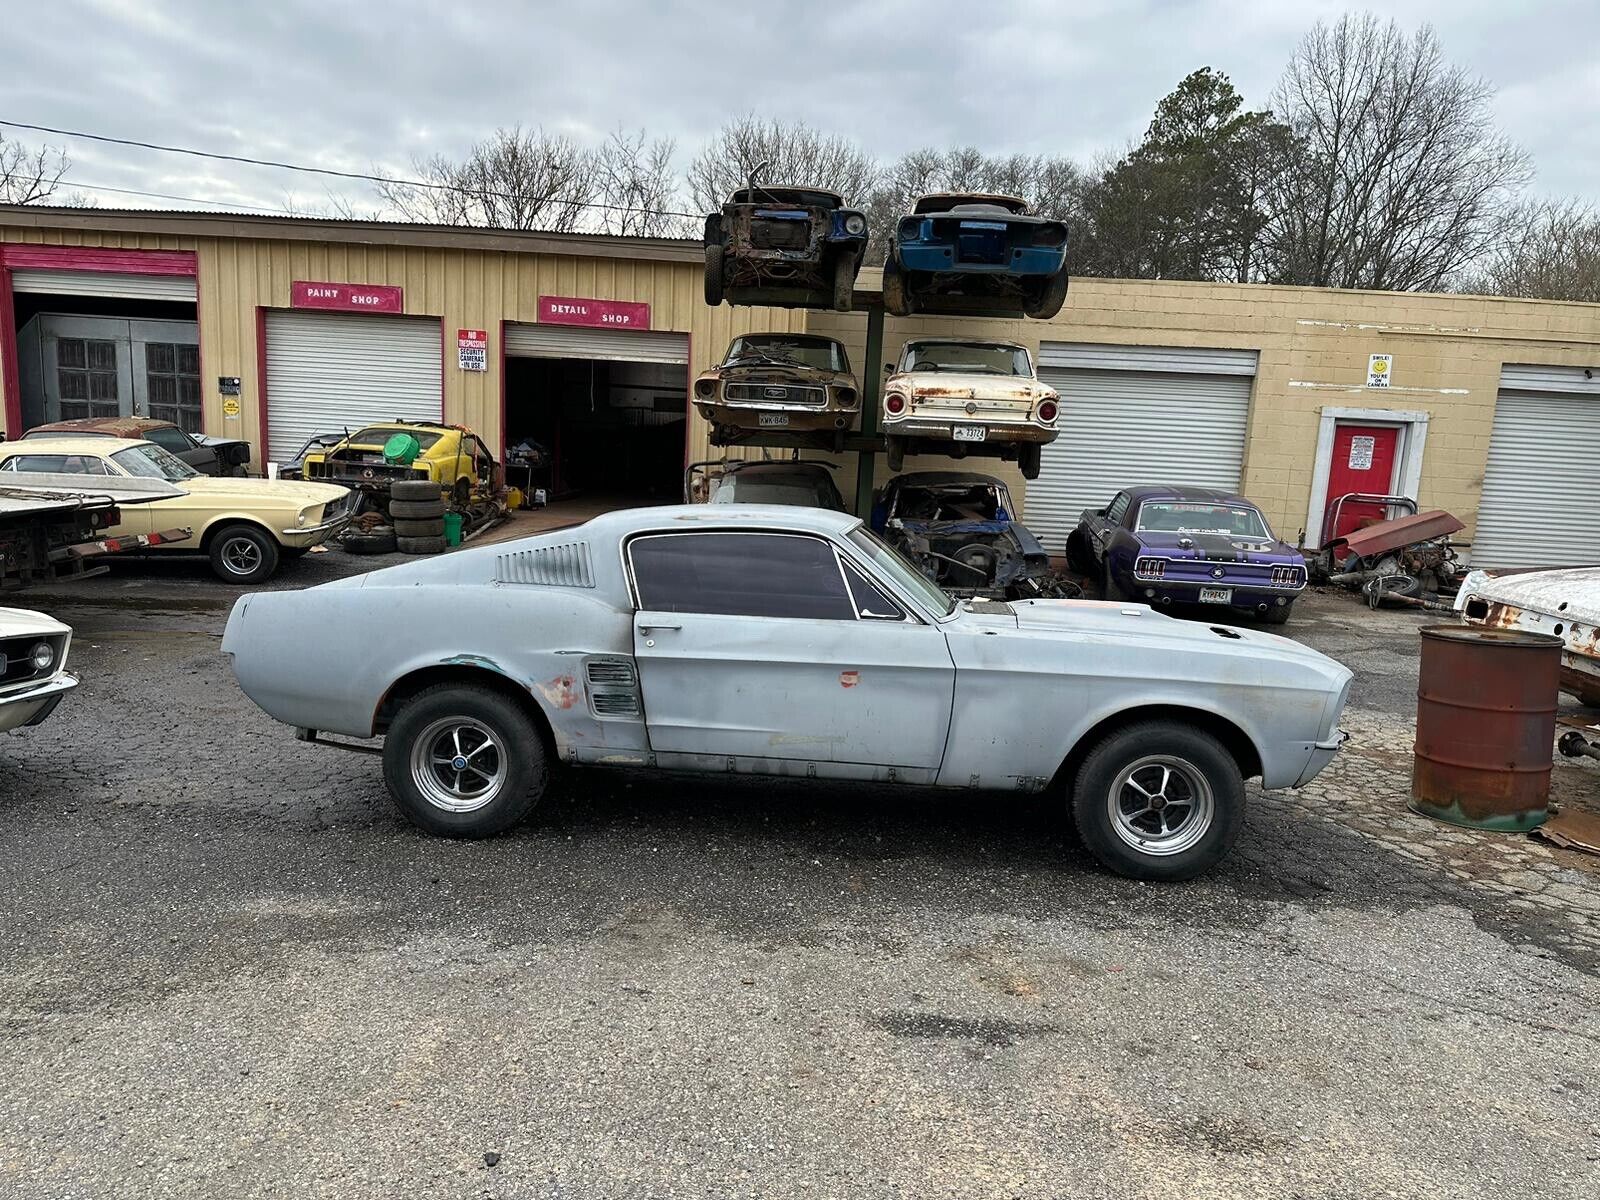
<box><xmin>223</xmin><ymin>507</ymin><xmax>1350</xmax><ymax>880</ymax></box>
<box><xmin>1070</xmin><ymin>486</ymin><xmax>1309</xmax><ymax>625</ymax></box>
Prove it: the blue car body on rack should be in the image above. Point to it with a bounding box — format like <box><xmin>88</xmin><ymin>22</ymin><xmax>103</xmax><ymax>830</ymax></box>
<box><xmin>884</xmin><ymin>193</ymin><xmax>1070</xmax><ymax>320</ymax></box>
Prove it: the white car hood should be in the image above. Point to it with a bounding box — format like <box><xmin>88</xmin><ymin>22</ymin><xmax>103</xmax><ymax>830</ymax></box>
<box><xmin>1455</xmin><ymin>567</ymin><xmax>1600</xmax><ymax>626</ymax></box>
<box><xmin>0</xmin><ymin>607</ymin><xmax>71</xmax><ymax>638</ymax></box>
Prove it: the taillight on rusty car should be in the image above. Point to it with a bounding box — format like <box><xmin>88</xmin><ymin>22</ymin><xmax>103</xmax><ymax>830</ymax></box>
<box><xmin>1037</xmin><ymin>399</ymin><xmax>1058</xmax><ymax>423</ymax></box>
<box><xmin>885</xmin><ymin>393</ymin><xmax>907</xmax><ymax>414</ymax></box>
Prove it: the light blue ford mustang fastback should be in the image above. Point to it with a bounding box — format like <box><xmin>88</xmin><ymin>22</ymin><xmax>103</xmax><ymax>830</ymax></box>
<box><xmin>223</xmin><ymin>505</ymin><xmax>1351</xmax><ymax>880</ymax></box>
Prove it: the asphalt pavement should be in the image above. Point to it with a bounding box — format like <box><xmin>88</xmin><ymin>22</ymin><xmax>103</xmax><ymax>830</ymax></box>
<box><xmin>2</xmin><ymin>552</ymin><xmax>1597</xmax><ymax>1199</ymax></box>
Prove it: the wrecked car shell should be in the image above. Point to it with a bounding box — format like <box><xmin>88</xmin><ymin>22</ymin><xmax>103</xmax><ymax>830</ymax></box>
<box><xmin>703</xmin><ymin>186</ymin><xmax>868</xmax><ymax>312</ymax></box>
<box><xmin>692</xmin><ymin>334</ymin><xmax>860</xmax><ymax>447</ymax></box>
<box><xmin>1456</xmin><ymin>566</ymin><xmax>1600</xmax><ymax>705</ymax></box>
<box><xmin>884</xmin><ymin>193</ymin><xmax>1070</xmax><ymax>319</ymax></box>
<box><xmin>872</xmin><ymin>471</ymin><xmax>1077</xmax><ymax>600</ymax></box>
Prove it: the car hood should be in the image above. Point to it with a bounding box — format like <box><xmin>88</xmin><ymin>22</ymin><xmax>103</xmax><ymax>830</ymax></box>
<box><xmin>974</xmin><ymin>597</ymin><xmax>1348</xmax><ymax>680</ymax></box>
<box><xmin>890</xmin><ymin>370</ymin><xmax>1045</xmax><ymax>401</ymax></box>
<box><xmin>0</xmin><ymin>606</ymin><xmax>70</xmax><ymax>637</ymax></box>
<box><xmin>179</xmin><ymin>477</ymin><xmax>350</xmax><ymax>506</ymax></box>
<box><xmin>706</xmin><ymin>363</ymin><xmax>853</xmax><ymax>386</ymax></box>
<box><xmin>1135</xmin><ymin>531</ymin><xmax>1302</xmax><ymax>563</ymax></box>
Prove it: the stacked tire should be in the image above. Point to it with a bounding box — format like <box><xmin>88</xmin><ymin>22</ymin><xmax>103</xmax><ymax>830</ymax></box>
<box><xmin>389</xmin><ymin>480</ymin><xmax>448</xmax><ymax>555</ymax></box>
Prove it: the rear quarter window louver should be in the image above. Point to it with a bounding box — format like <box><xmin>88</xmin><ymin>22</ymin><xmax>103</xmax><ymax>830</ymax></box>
<box><xmin>495</xmin><ymin>542</ymin><xmax>595</xmax><ymax>587</ymax></box>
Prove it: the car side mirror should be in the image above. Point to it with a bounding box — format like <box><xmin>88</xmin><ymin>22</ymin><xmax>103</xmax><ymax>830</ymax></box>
<box><xmin>883</xmin><ymin>363</ymin><xmax>894</xmax><ymax>375</ymax></box>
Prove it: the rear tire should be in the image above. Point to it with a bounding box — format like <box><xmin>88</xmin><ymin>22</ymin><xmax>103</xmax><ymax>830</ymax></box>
<box><xmin>391</xmin><ymin>479</ymin><xmax>441</xmax><ymax>502</ymax></box>
<box><xmin>1065</xmin><ymin>529</ymin><xmax>1095</xmax><ymax>576</ymax></box>
<box><xmin>1100</xmin><ymin>561</ymin><xmax>1128</xmax><ymax>602</ymax></box>
<box><xmin>382</xmin><ymin>684</ymin><xmax>547</xmax><ymax>837</ymax></box>
<box><xmin>389</xmin><ymin>498</ymin><xmax>447</xmax><ymax>520</ymax></box>
<box><xmin>397</xmin><ymin>535</ymin><xmax>447</xmax><ymax>555</ymax></box>
<box><xmin>1071</xmin><ymin>721</ymin><xmax>1245</xmax><ymax>881</ymax></box>
<box><xmin>208</xmin><ymin>523</ymin><xmax>279</xmax><ymax>583</ymax></box>
<box><xmin>1023</xmin><ymin>270</ymin><xmax>1070</xmax><ymax>320</ymax></box>
<box><xmin>704</xmin><ymin>244</ymin><xmax>726</xmax><ymax>306</ymax></box>
<box><xmin>1018</xmin><ymin>443</ymin><xmax>1042</xmax><ymax>480</ymax></box>
<box><xmin>343</xmin><ymin>527</ymin><xmax>397</xmax><ymax>555</ymax></box>
<box><xmin>1261</xmin><ymin>603</ymin><xmax>1293</xmax><ymax>626</ymax></box>
<box><xmin>886</xmin><ymin>436</ymin><xmax>906</xmax><ymax>474</ymax></box>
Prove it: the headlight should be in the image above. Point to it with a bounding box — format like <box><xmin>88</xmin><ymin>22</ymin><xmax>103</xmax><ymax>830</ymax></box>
<box><xmin>843</xmin><ymin>213</ymin><xmax>866</xmax><ymax>236</ymax></box>
<box><xmin>296</xmin><ymin>510</ymin><xmax>310</xmax><ymax>527</ymax></box>
<box><xmin>30</xmin><ymin>642</ymin><xmax>54</xmax><ymax>672</ymax></box>
<box><xmin>897</xmin><ymin>217</ymin><xmax>923</xmax><ymax>242</ymax></box>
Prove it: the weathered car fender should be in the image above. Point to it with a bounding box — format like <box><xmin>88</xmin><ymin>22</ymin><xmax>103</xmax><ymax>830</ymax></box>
<box><xmin>223</xmin><ymin>583</ymin><xmax>638</xmax><ymax>753</ymax></box>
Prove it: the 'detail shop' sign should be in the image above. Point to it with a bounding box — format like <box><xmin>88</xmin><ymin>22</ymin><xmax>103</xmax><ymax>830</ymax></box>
<box><xmin>537</xmin><ymin>295</ymin><xmax>651</xmax><ymax>330</ymax></box>
<box><xmin>290</xmin><ymin>280</ymin><xmax>404</xmax><ymax>313</ymax></box>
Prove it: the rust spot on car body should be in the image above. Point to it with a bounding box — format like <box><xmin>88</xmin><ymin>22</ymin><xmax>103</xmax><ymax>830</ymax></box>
<box><xmin>538</xmin><ymin>674</ymin><xmax>580</xmax><ymax>710</ymax></box>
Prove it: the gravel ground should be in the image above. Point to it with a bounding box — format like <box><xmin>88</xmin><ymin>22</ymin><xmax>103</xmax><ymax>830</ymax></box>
<box><xmin>2</xmin><ymin>554</ymin><xmax>1598</xmax><ymax>1199</ymax></box>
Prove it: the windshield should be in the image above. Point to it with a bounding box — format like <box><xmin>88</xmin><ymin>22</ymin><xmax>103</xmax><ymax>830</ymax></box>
<box><xmin>901</xmin><ymin>341</ymin><xmax>1031</xmax><ymax>376</ymax></box>
<box><xmin>724</xmin><ymin>336</ymin><xmax>847</xmax><ymax>373</ymax></box>
<box><xmin>110</xmin><ymin>443</ymin><xmax>200</xmax><ymax>481</ymax></box>
<box><xmin>847</xmin><ymin>526</ymin><xmax>956</xmax><ymax>617</ymax></box>
<box><xmin>346</xmin><ymin>427</ymin><xmax>445</xmax><ymax>451</ymax></box>
<box><xmin>711</xmin><ymin>474</ymin><xmax>837</xmax><ymax>508</ymax></box>
<box><xmin>1136</xmin><ymin>501</ymin><xmax>1269</xmax><ymax>539</ymax></box>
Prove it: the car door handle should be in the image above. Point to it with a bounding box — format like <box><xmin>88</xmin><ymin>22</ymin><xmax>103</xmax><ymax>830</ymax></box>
<box><xmin>638</xmin><ymin>621</ymin><xmax>682</xmax><ymax>633</ymax></box>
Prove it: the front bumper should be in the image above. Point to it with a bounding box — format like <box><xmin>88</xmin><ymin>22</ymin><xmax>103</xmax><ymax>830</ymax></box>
<box><xmin>897</xmin><ymin>244</ymin><xmax>1065</xmax><ymax>275</ymax></box>
<box><xmin>1295</xmin><ymin>729</ymin><xmax>1350</xmax><ymax>787</ymax></box>
<box><xmin>0</xmin><ymin>672</ymin><xmax>78</xmax><ymax>733</ymax></box>
<box><xmin>280</xmin><ymin>514</ymin><xmax>354</xmax><ymax>544</ymax></box>
<box><xmin>697</xmin><ymin>401</ymin><xmax>857</xmax><ymax>433</ymax></box>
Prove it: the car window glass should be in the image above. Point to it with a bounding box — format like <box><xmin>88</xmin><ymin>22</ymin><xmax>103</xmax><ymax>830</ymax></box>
<box><xmin>110</xmin><ymin>443</ymin><xmax>199</xmax><ymax>481</ymax></box>
<box><xmin>1136</xmin><ymin>501</ymin><xmax>1268</xmax><ymax>539</ymax></box>
<box><xmin>1106</xmin><ymin>493</ymin><xmax>1131</xmax><ymax>524</ymax></box>
<box><xmin>630</xmin><ymin>532</ymin><xmax>856</xmax><ymax>620</ymax></box>
<box><xmin>839</xmin><ymin>556</ymin><xmax>907</xmax><ymax>620</ymax></box>
<box><xmin>846</xmin><ymin>526</ymin><xmax>956</xmax><ymax>617</ymax></box>
<box><xmin>146</xmin><ymin>427</ymin><xmax>193</xmax><ymax>453</ymax></box>
<box><xmin>6</xmin><ymin>454</ymin><xmax>107</xmax><ymax>474</ymax></box>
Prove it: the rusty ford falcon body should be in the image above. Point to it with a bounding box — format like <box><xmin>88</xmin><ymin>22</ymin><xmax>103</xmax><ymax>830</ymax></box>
<box><xmin>1457</xmin><ymin>566</ymin><xmax>1600</xmax><ymax>705</ymax></box>
<box><xmin>223</xmin><ymin>507</ymin><xmax>1350</xmax><ymax>881</ymax></box>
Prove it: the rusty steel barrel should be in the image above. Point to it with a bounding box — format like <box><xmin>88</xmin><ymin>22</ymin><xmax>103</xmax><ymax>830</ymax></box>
<box><xmin>1411</xmin><ymin>625</ymin><xmax>1563</xmax><ymax>830</ymax></box>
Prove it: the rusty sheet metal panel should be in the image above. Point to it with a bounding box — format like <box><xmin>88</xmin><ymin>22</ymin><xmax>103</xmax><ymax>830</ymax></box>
<box><xmin>1336</xmin><ymin>509</ymin><xmax>1464</xmax><ymax>560</ymax></box>
<box><xmin>1456</xmin><ymin>567</ymin><xmax>1600</xmax><ymax>705</ymax></box>
<box><xmin>1411</xmin><ymin>625</ymin><xmax>1563</xmax><ymax>830</ymax></box>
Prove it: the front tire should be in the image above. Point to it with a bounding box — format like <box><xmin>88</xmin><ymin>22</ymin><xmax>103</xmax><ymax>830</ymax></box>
<box><xmin>208</xmin><ymin>523</ymin><xmax>280</xmax><ymax>583</ymax></box>
<box><xmin>704</xmin><ymin>244</ymin><xmax>726</xmax><ymax>306</ymax></box>
<box><xmin>382</xmin><ymin>685</ymin><xmax>547</xmax><ymax>837</ymax></box>
<box><xmin>881</xmin><ymin>256</ymin><xmax>910</xmax><ymax>316</ymax></box>
<box><xmin>831</xmin><ymin>254</ymin><xmax>856</xmax><ymax>312</ymax></box>
<box><xmin>1071</xmin><ymin>721</ymin><xmax>1245</xmax><ymax>881</ymax></box>
<box><xmin>886</xmin><ymin>435</ymin><xmax>906</xmax><ymax>474</ymax></box>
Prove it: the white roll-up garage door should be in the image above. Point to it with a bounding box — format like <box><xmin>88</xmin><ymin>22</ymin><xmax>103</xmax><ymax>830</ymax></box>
<box><xmin>1471</xmin><ymin>365</ymin><xmax>1600</xmax><ymax>568</ymax></box>
<box><xmin>11</xmin><ymin>269</ymin><xmax>197</xmax><ymax>302</ymax></box>
<box><xmin>264</xmin><ymin>311</ymin><xmax>442</xmax><ymax>462</ymax></box>
<box><xmin>504</xmin><ymin>322</ymin><xmax>688</xmax><ymax>364</ymax></box>
<box><xmin>1027</xmin><ymin>343</ymin><xmax>1257</xmax><ymax>551</ymax></box>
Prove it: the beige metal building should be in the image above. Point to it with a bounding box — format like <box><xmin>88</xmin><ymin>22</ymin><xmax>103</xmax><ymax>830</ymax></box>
<box><xmin>1</xmin><ymin>204</ymin><xmax>1596</xmax><ymax>567</ymax></box>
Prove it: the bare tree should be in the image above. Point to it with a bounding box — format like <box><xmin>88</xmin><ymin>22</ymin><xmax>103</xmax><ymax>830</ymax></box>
<box><xmin>0</xmin><ymin>133</ymin><xmax>72</xmax><ymax>204</ymax></box>
<box><xmin>685</xmin><ymin>116</ymin><xmax>878</xmax><ymax>215</ymax></box>
<box><xmin>1264</xmin><ymin>15</ymin><xmax>1530</xmax><ymax>291</ymax></box>
<box><xmin>375</xmin><ymin>126</ymin><xmax>598</xmax><ymax>231</ymax></box>
<box><xmin>594</xmin><ymin>128</ymin><xmax>687</xmax><ymax>237</ymax></box>
<box><xmin>1466</xmin><ymin>199</ymin><xmax>1600</xmax><ymax>302</ymax></box>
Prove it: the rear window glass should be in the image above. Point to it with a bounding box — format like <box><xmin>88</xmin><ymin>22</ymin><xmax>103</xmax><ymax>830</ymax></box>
<box><xmin>348</xmin><ymin>427</ymin><xmax>444</xmax><ymax>451</ymax></box>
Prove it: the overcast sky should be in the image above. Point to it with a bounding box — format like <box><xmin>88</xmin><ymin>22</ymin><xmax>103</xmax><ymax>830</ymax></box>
<box><xmin>4</xmin><ymin>0</ymin><xmax>1597</xmax><ymax>220</ymax></box>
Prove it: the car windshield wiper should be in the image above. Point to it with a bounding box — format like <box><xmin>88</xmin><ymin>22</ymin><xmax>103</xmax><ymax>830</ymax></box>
<box><xmin>725</xmin><ymin>353</ymin><xmax>791</xmax><ymax>367</ymax></box>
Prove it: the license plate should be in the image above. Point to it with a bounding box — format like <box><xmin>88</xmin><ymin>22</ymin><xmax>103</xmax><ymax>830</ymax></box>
<box><xmin>952</xmin><ymin>425</ymin><xmax>987</xmax><ymax>442</ymax></box>
<box><xmin>758</xmin><ymin>413</ymin><xmax>789</xmax><ymax>427</ymax></box>
<box><xmin>1199</xmin><ymin>587</ymin><xmax>1233</xmax><ymax>604</ymax></box>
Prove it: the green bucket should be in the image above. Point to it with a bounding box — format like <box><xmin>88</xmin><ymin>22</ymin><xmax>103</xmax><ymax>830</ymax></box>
<box><xmin>442</xmin><ymin>510</ymin><xmax>464</xmax><ymax>548</ymax></box>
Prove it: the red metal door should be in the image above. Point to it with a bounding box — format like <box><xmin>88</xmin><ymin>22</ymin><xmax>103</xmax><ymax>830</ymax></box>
<box><xmin>1327</xmin><ymin>424</ymin><xmax>1400</xmax><ymax>540</ymax></box>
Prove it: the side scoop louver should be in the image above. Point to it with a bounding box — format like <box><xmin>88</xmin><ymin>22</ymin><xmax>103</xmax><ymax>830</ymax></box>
<box><xmin>495</xmin><ymin>542</ymin><xmax>594</xmax><ymax>587</ymax></box>
<box><xmin>585</xmin><ymin>658</ymin><xmax>641</xmax><ymax>717</ymax></box>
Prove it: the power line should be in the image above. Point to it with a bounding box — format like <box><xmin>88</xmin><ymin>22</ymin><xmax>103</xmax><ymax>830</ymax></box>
<box><xmin>1</xmin><ymin>170</ymin><xmax>307</xmax><ymax>215</ymax></box>
<box><xmin>0</xmin><ymin>118</ymin><xmax>703</xmax><ymax>222</ymax></box>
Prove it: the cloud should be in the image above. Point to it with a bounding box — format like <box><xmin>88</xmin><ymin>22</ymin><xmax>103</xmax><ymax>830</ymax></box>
<box><xmin>2</xmin><ymin>0</ymin><xmax>1595</xmax><ymax>215</ymax></box>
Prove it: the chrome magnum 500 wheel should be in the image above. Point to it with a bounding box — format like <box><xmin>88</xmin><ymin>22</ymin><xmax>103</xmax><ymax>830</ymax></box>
<box><xmin>382</xmin><ymin>685</ymin><xmax>547</xmax><ymax>837</ymax></box>
<box><xmin>1072</xmin><ymin>721</ymin><xmax>1245</xmax><ymax>881</ymax></box>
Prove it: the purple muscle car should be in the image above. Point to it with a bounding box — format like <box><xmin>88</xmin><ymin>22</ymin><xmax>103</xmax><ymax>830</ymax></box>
<box><xmin>1067</xmin><ymin>485</ymin><xmax>1307</xmax><ymax>625</ymax></box>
